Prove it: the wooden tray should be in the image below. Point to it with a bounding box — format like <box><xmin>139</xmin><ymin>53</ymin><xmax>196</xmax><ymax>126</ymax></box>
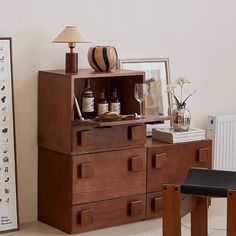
<box><xmin>72</xmin><ymin>115</ymin><xmax>173</xmax><ymax>127</ymax></box>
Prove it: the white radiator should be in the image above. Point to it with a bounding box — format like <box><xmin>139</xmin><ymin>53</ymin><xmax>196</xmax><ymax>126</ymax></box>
<box><xmin>207</xmin><ymin>114</ymin><xmax>236</xmax><ymax>170</ymax></box>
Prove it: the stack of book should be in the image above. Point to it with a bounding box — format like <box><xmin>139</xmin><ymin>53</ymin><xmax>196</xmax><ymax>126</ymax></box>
<box><xmin>152</xmin><ymin>127</ymin><xmax>206</xmax><ymax>143</ymax></box>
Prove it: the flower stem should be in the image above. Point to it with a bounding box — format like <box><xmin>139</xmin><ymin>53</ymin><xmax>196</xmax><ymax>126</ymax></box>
<box><xmin>180</xmin><ymin>85</ymin><xmax>183</xmax><ymax>103</ymax></box>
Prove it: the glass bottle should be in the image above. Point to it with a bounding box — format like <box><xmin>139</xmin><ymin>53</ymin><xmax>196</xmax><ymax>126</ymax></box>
<box><xmin>110</xmin><ymin>89</ymin><xmax>121</xmax><ymax>114</ymax></box>
<box><xmin>81</xmin><ymin>79</ymin><xmax>94</xmax><ymax>119</ymax></box>
<box><xmin>97</xmin><ymin>89</ymin><xmax>109</xmax><ymax>115</ymax></box>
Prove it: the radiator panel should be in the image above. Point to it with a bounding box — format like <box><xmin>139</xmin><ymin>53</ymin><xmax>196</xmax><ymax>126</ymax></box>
<box><xmin>207</xmin><ymin>114</ymin><xmax>236</xmax><ymax>171</ymax></box>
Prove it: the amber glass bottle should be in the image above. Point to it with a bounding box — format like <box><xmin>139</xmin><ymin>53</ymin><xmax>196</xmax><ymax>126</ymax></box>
<box><xmin>97</xmin><ymin>89</ymin><xmax>109</xmax><ymax>115</ymax></box>
<box><xmin>110</xmin><ymin>89</ymin><xmax>121</xmax><ymax>114</ymax></box>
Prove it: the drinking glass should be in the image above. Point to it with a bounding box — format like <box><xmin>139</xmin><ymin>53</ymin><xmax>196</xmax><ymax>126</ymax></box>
<box><xmin>134</xmin><ymin>83</ymin><xmax>147</xmax><ymax>117</ymax></box>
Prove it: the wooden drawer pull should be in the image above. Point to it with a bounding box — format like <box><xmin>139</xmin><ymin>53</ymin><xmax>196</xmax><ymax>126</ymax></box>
<box><xmin>152</xmin><ymin>197</ymin><xmax>163</xmax><ymax>212</ymax></box>
<box><xmin>130</xmin><ymin>200</ymin><xmax>143</xmax><ymax>216</ymax></box>
<box><xmin>80</xmin><ymin>209</ymin><xmax>94</xmax><ymax>226</ymax></box>
<box><xmin>198</xmin><ymin>148</ymin><xmax>209</xmax><ymax>163</ymax></box>
<box><xmin>154</xmin><ymin>153</ymin><xmax>167</xmax><ymax>169</ymax></box>
<box><xmin>131</xmin><ymin>156</ymin><xmax>144</xmax><ymax>172</ymax></box>
<box><xmin>79</xmin><ymin>130</ymin><xmax>94</xmax><ymax>146</ymax></box>
<box><xmin>81</xmin><ymin>163</ymin><xmax>94</xmax><ymax>179</ymax></box>
<box><xmin>130</xmin><ymin>125</ymin><xmax>146</xmax><ymax>141</ymax></box>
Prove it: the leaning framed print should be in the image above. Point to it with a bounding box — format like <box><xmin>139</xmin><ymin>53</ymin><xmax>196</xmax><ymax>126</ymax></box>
<box><xmin>118</xmin><ymin>58</ymin><xmax>172</xmax><ymax>135</ymax></box>
<box><xmin>0</xmin><ymin>38</ymin><xmax>19</xmax><ymax>233</ymax></box>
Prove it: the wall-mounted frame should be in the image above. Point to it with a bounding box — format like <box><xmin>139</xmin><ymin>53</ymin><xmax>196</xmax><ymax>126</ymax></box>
<box><xmin>118</xmin><ymin>58</ymin><xmax>171</xmax><ymax>135</ymax></box>
<box><xmin>0</xmin><ymin>38</ymin><xmax>19</xmax><ymax>233</ymax></box>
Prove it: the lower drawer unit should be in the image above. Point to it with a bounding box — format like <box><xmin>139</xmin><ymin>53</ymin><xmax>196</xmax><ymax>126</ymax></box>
<box><xmin>71</xmin><ymin>194</ymin><xmax>146</xmax><ymax>234</ymax></box>
<box><xmin>38</xmin><ymin>139</ymin><xmax>212</xmax><ymax>234</ymax></box>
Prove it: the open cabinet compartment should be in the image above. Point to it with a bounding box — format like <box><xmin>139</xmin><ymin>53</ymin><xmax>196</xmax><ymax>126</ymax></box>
<box><xmin>73</xmin><ymin>74</ymin><xmax>144</xmax><ymax>120</ymax></box>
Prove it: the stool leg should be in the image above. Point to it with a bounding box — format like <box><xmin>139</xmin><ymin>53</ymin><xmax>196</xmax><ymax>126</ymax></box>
<box><xmin>227</xmin><ymin>189</ymin><xmax>236</xmax><ymax>236</ymax></box>
<box><xmin>191</xmin><ymin>197</ymin><xmax>208</xmax><ymax>236</ymax></box>
<box><xmin>162</xmin><ymin>184</ymin><xmax>181</xmax><ymax>236</ymax></box>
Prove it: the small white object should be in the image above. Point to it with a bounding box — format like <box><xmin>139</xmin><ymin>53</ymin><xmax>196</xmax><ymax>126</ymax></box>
<box><xmin>74</xmin><ymin>96</ymin><xmax>84</xmax><ymax>120</ymax></box>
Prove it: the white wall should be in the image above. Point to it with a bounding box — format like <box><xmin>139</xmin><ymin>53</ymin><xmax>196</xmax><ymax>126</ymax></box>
<box><xmin>1</xmin><ymin>0</ymin><xmax>236</xmax><ymax>223</ymax></box>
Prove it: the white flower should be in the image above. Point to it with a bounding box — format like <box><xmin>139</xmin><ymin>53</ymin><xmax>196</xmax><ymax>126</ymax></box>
<box><xmin>166</xmin><ymin>77</ymin><xmax>195</xmax><ymax>107</ymax></box>
<box><xmin>175</xmin><ymin>77</ymin><xmax>190</xmax><ymax>87</ymax></box>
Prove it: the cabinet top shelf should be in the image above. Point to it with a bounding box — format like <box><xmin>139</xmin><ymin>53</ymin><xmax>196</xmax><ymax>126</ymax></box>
<box><xmin>39</xmin><ymin>69</ymin><xmax>145</xmax><ymax>79</ymax></box>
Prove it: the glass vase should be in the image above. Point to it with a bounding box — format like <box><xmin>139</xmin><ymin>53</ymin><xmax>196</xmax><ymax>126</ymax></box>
<box><xmin>172</xmin><ymin>105</ymin><xmax>191</xmax><ymax>132</ymax></box>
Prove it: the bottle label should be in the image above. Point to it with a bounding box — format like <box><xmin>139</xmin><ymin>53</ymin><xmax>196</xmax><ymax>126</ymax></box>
<box><xmin>98</xmin><ymin>103</ymin><xmax>109</xmax><ymax>115</ymax></box>
<box><xmin>110</xmin><ymin>102</ymin><xmax>121</xmax><ymax>114</ymax></box>
<box><xmin>82</xmin><ymin>97</ymin><xmax>94</xmax><ymax>112</ymax></box>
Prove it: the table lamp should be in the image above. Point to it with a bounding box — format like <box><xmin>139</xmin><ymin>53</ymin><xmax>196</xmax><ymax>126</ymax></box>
<box><xmin>53</xmin><ymin>26</ymin><xmax>91</xmax><ymax>73</ymax></box>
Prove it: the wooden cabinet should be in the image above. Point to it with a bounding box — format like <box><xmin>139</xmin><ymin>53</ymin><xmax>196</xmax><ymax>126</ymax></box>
<box><xmin>38</xmin><ymin>69</ymin><xmax>212</xmax><ymax>234</ymax></box>
<box><xmin>145</xmin><ymin>139</ymin><xmax>211</xmax><ymax>219</ymax></box>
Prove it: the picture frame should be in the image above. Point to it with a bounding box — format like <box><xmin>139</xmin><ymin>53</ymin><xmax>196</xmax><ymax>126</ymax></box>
<box><xmin>118</xmin><ymin>58</ymin><xmax>172</xmax><ymax>135</ymax></box>
<box><xmin>0</xmin><ymin>38</ymin><xmax>19</xmax><ymax>233</ymax></box>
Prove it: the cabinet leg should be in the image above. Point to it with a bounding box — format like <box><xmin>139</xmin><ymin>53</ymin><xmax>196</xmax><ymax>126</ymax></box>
<box><xmin>227</xmin><ymin>190</ymin><xmax>236</xmax><ymax>236</ymax></box>
<box><xmin>162</xmin><ymin>184</ymin><xmax>181</xmax><ymax>236</ymax></box>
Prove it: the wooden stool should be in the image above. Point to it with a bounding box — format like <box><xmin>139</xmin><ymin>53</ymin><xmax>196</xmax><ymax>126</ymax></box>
<box><xmin>162</xmin><ymin>168</ymin><xmax>236</xmax><ymax>236</ymax></box>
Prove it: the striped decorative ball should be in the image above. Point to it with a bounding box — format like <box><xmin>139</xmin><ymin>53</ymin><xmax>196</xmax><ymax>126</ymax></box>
<box><xmin>88</xmin><ymin>46</ymin><xmax>118</xmax><ymax>72</ymax></box>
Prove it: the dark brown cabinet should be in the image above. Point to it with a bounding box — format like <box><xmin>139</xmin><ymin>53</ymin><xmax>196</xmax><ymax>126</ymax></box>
<box><xmin>38</xmin><ymin>69</ymin><xmax>212</xmax><ymax>234</ymax></box>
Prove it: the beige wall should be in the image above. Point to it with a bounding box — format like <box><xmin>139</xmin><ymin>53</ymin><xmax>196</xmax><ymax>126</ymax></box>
<box><xmin>1</xmin><ymin>0</ymin><xmax>236</xmax><ymax>223</ymax></box>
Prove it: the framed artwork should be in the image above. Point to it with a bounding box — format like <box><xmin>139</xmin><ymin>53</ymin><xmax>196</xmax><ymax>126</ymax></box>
<box><xmin>0</xmin><ymin>38</ymin><xmax>19</xmax><ymax>233</ymax></box>
<box><xmin>118</xmin><ymin>58</ymin><xmax>171</xmax><ymax>135</ymax></box>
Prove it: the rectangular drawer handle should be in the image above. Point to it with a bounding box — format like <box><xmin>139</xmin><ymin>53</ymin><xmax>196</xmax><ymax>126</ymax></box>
<box><xmin>80</xmin><ymin>209</ymin><xmax>94</xmax><ymax>226</ymax></box>
<box><xmin>151</xmin><ymin>197</ymin><xmax>163</xmax><ymax>212</ymax></box>
<box><xmin>130</xmin><ymin>125</ymin><xmax>146</xmax><ymax>141</ymax></box>
<box><xmin>198</xmin><ymin>148</ymin><xmax>210</xmax><ymax>163</ymax></box>
<box><xmin>80</xmin><ymin>163</ymin><xmax>94</xmax><ymax>179</ymax></box>
<box><xmin>154</xmin><ymin>153</ymin><xmax>167</xmax><ymax>169</ymax></box>
<box><xmin>78</xmin><ymin>130</ymin><xmax>94</xmax><ymax>146</ymax></box>
<box><xmin>129</xmin><ymin>200</ymin><xmax>143</xmax><ymax>216</ymax></box>
<box><xmin>131</xmin><ymin>156</ymin><xmax>144</xmax><ymax>172</ymax></box>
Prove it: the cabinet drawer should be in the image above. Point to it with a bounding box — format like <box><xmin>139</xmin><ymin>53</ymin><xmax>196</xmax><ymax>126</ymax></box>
<box><xmin>147</xmin><ymin>192</ymin><xmax>163</xmax><ymax>219</ymax></box>
<box><xmin>146</xmin><ymin>192</ymin><xmax>188</xmax><ymax>219</ymax></box>
<box><xmin>72</xmin><ymin>148</ymin><xmax>146</xmax><ymax>205</ymax></box>
<box><xmin>72</xmin><ymin>124</ymin><xmax>146</xmax><ymax>154</ymax></box>
<box><xmin>147</xmin><ymin>140</ymin><xmax>212</xmax><ymax>193</ymax></box>
<box><xmin>71</xmin><ymin>194</ymin><xmax>146</xmax><ymax>233</ymax></box>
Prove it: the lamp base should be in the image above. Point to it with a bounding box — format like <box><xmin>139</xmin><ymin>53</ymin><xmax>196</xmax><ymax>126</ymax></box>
<box><xmin>66</xmin><ymin>53</ymin><xmax>78</xmax><ymax>73</ymax></box>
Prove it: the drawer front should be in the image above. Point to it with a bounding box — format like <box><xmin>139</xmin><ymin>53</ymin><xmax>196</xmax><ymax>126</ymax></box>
<box><xmin>147</xmin><ymin>192</ymin><xmax>163</xmax><ymax>219</ymax></box>
<box><xmin>147</xmin><ymin>140</ymin><xmax>212</xmax><ymax>193</ymax></box>
<box><xmin>72</xmin><ymin>124</ymin><xmax>146</xmax><ymax>154</ymax></box>
<box><xmin>72</xmin><ymin>148</ymin><xmax>146</xmax><ymax>205</ymax></box>
<box><xmin>71</xmin><ymin>194</ymin><xmax>146</xmax><ymax>233</ymax></box>
<box><xmin>146</xmin><ymin>192</ymin><xmax>188</xmax><ymax>219</ymax></box>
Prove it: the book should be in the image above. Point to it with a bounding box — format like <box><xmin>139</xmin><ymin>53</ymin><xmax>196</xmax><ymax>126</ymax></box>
<box><xmin>152</xmin><ymin>127</ymin><xmax>206</xmax><ymax>143</ymax></box>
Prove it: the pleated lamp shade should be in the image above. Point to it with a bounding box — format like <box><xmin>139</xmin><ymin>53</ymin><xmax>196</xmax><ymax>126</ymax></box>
<box><xmin>53</xmin><ymin>26</ymin><xmax>91</xmax><ymax>43</ymax></box>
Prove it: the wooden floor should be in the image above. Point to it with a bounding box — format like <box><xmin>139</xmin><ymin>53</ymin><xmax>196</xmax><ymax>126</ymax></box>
<box><xmin>7</xmin><ymin>199</ymin><xmax>226</xmax><ymax>236</ymax></box>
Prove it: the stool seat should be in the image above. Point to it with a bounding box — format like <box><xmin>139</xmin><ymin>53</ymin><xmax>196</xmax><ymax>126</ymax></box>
<box><xmin>181</xmin><ymin>168</ymin><xmax>236</xmax><ymax>197</ymax></box>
